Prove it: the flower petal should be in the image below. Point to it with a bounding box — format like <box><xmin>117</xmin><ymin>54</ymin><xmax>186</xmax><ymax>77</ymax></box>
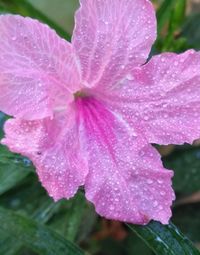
<box><xmin>2</xmin><ymin>106</ymin><xmax>88</xmax><ymax>200</ymax></box>
<box><xmin>76</xmin><ymin>97</ymin><xmax>174</xmax><ymax>224</ymax></box>
<box><xmin>0</xmin><ymin>15</ymin><xmax>80</xmax><ymax>120</ymax></box>
<box><xmin>96</xmin><ymin>50</ymin><xmax>200</xmax><ymax>145</ymax></box>
<box><xmin>72</xmin><ymin>0</ymin><xmax>156</xmax><ymax>89</ymax></box>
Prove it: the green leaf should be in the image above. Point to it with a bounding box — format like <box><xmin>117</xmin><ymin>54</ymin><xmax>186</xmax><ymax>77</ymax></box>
<box><xmin>0</xmin><ymin>206</ymin><xmax>85</xmax><ymax>255</ymax></box>
<box><xmin>127</xmin><ymin>221</ymin><xmax>200</xmax><ymax>255</ymax></box>
<box><xmin>181</xmin><ymin>13</ymin><xmax>200</xmax><ymax>50</ymax></box>
<box><xmin>169</xmin><ymin>0</ymin><xmax>186</xmax><ymax>30</ymax></box>
<box><xmin>32</xmin><ymin>199</ymin><xmax>63</xmax><ymax>223</ymax></box>
<box><xmin>0</xmin><ymin>112</ymin><xmax>5</xmax><ymax>127</ymax></box>
<box><xmin>155</xmin><ymin>0</ymin><xmax>188</xmax><ymax>53</ymax></box>
<box><xmin>124</xmin><ymin>232</ymin><xmax>152</xmax><ymax>255</ymax></box>
<box><xmin>64</xmin><ymin>192</ymin><xmax>87</xmax><ymax>242</ymax></box>
<box><xmin>0</xmin><ymin>114</ymin><xmax>33</xmax><ymax>195</ymax></box>
<box><xmin>163</xmin><ymin>147</ymin><xmax>200</xmax><ymax>194</ymax></box>
<box><xmin>0</xmin><ymin>233</ymin><xmax>18</xmax><ymax>255</ymax></box>
<box><xmin>5</xmin><ymin>201</ymin><xmax>63</xmax><ymax>255</ymax></box>
<box><xmin>162</xmin><ymin>0</ymin><xmax>187</xmax><ymax>51</ymax></box>
<box><xmin>0</xmin><ymin>112</ymin><xmax>7</xmax><ymax>139</ymax></box>
<box><xmin>76</xmin><ymin>199</ymin><xmax>97</xmax><ymax>244</ymax></box>
<box><xmin>0</xmin><ymin>0</ymin><xmax>71</xmax><ymax>41</ymax></box>
<box><xmin>157</xmin><ymin>0</ymin><xmax>186</xmax><ymax>34</ymax></box>
<box><xmin>49</xmin><ymin>192</ymin><xmax>97</xmax><ymax>243</ymax></box>
<box><xmin>0</xmin><ymin>175</ymin><xmax>56</xmax><ymax>217</ymax></box>
<box><xmin>0</xmin><ymin>146</ymin><xmax>33</xmax><ymax>195</ymax></box>
<box><xmin>0</xmin><ymin>173</ymin><xmax>64</xmax><ymax>255</ymax></box>
<box><xmin>156</xmin><ymin>0</ymin><xmax>175</xmax><ymax>34</ymax></box>
<box><xmin>173</xmin><ymin>203</ymin><xmax>200</xmax><ymax>243</ymax></box>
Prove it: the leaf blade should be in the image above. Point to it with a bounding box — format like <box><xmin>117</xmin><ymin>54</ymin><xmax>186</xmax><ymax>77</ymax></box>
<box><xmin>0</xmin><ymin>206</ymin><xmax>85</xmax><ymax>255</ymax></box>
<box><xmin>156</xmin><ymin>0</ymin><xmax>175</xmax><ymax>33</ymax></box>
<box><xmin>127</xmin><ymin>222</ymin><xmax>200</xmax><ymax>255</ymax></box>
<box><xmin>163</xmin><ymin>147</ymin><xmax>200</xmax><ymax>194</ymax></box>
<box><xmin>0</xmin><ymin>146</ymin><xmax>33</xmax><ymax>195</ymax></box>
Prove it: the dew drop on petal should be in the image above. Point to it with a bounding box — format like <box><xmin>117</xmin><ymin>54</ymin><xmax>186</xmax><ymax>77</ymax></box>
<box><xmin>147</xmin><ymin>179</ymin><xmax>153</xmax><ymax>184</ymax></box>
<box><xmin>153</xmin><ymin>200</ymin><xmax>158</xmax><ymax>208</ymax></box>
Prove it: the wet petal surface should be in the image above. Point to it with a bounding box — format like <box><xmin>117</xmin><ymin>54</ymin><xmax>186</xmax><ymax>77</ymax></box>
<box><xmin>76</xmin><ymin>97</ymin><xmax>174</xmax><ymax>224</ymax></box>
<box><xmin>96</xmin><ymin>50</ymin><xmax>200</xmax><ymax>145</ymax></box>
<box><xmin>72</xmin><ymin>0</ymin><xmax>156</xmax><ymax>90</ymax></box>
<box><xmin>0</xmin><ymin>15</ymin><xmax>80</xmax><ymax>120</ymax></box>
<box><xmin>2</xmin><ymin>105</ymin><xmax>88</xmax><ymax>200</ymax></box>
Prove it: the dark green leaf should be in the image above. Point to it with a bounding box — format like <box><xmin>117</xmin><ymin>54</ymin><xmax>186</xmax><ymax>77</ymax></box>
<box><xmin>0</xmin><ymin>114</ymin><xmax>33</xmax><ymax>195</ymax></box>
<box><xmin>65</xmin><ymin>192</ymin><xmax>87</xmax><ymax>242</ymax></box>
<box><xmin>181</xmin><ymin>13</ymin><xmax>200</xmax><ymax>50</ymax></box>
<box><xmin>49</xmin><ymin>192</ymin><xmax>97</xmax><ymax>243</ymax></box>
<box><xmin>0</xmin><ymin>232</ymin><xmax>19</xmax><ymax>255</ymax></box>
<box><xmin>0</xmin><ymin>173</ymin><xmax>63</xmax><ymax>255</ymax></box>
<box><xmin>32</xmin><ymin>199</ymin><xmax>63</xmax><ymax>223</ymax></box>
<box><xmin>127</xmin><ymin>221</ymin><xmax>200</xmax><ymax>255</ymax></box>
<box><xmin>0</xmin><ymin>112</ymin><xmax>5</xmax><ymax>127</ymax></box>
<box><xmin>76</xmin><ymin>200</ymin><xmax>97</xmax><ymax>243</ymax></box>
<box><xmin>163</xmin><ymin>147</ymin><xmax>200</xmax><ymax>194</ymax></box>
<box><xmin>0</xmin><ymin>112</ymin><xmax>7</xmax><ymax>139</ymax></box>
<box><xmin>124</xmin><ymin>232</ymin><xmax>153</xmax><ymax>255</ymax></box>
<box><xmin>98</xmin><ymin>238</ymin><xmax>124</xmax><ymax>255</ymax></box>
<box><xmin>0</xmin><ymin>146</ymin><xmax>33</xmax><ymax>195</ymax></box>
<box><xmin>4</xmin><ymin>200</ymin><xmax>63</xmax><ymax>255</ymax></box>
<box><xmin>0</xmin><ymin>175</ymin><xmax>58</xmax><ymax>218</ymax></box>
<box><xmin>173</xmin><ymin>203</ymin><xmax>200</xmax><ymax>243</ymax></box>
<box><xmin>0</xmin><ymin>206</ymin><xmax>85</xmax><ymax>255</ymax></box>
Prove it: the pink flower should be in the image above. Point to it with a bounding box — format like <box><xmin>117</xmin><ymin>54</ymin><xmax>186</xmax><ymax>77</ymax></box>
<box><xmin>0</xmin><ymin>0</ymin><xmax>200</xmax><ymax>225</ymax></box>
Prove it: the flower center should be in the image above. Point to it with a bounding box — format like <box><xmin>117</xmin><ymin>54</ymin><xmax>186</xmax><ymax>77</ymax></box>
<box><xmin>74</xmin><ymin>90</ymin><xmax>88</xmax><ymax>99</ymax></box>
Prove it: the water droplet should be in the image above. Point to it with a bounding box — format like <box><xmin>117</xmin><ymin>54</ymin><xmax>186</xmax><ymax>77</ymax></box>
<box><xmin>160</xmin><ymin>191</ymin><xmax>166</xmax><ymax>196</ymax></box>
<box><xmin>144</xmin><ymin>116</ymin><xmax>149</xmax><ymax>121</ymax></box>
<box><xmin>23</xmin><ymin>158</ymin><xmax>32</xmax><ymax>167</ymax></box>
<box><xmin>157</xmin><ymin>179</ymin><xmax>163</xmax><ymax>184</ymax></box>
<box><xmin>153</xmin><ymin>200</ymin><xmax>158</xmax><ymax>207</ymax></box>
<box><xmin>109</xmin><ymin>205</ymin><xmax>115</xmax><ymax>211</ymax></box>
<box><xmin>147</xmin><ymin>179</ymin><xmax>153</xmax><ymax>184</ymax></box>
<box><xmin>127</xmin><ymin>74</ymin><xmax>134</xmax><ymax>80</ymax></box>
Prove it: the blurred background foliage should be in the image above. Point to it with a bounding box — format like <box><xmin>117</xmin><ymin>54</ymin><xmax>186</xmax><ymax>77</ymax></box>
<box><xmin>0</xmin><ymin>0</ymin><xmax>200</xmax><ymax>254</ymax></box>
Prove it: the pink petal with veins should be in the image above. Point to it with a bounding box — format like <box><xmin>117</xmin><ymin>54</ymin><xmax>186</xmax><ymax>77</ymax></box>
<box><xmin>72</xmin><ymin>0</ymin><xmax>156</xmax><ymax>89</ymax></box>
<box><xmin>0</xmin><ymin>15</ymin><xmax>80</xmax><ymax>120</ymax></box>
<box><xmin>76</xmin><ymin>97</ymin><xmax>174</xmax><ymax>224</ymax></box>
<box><xmin>2</xmin><ymin>105</ymin><xmax>88</xmax><ymax>200</ymax></box>
<box><xmin>1</xmin><ymin>0</ymin><xmax>199</xmax><ymax>225</ymax></box>
<box><xmin>96</xmin><ymin>50</ymin><xmax>200</xmax><ymax>145</ymax></box>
